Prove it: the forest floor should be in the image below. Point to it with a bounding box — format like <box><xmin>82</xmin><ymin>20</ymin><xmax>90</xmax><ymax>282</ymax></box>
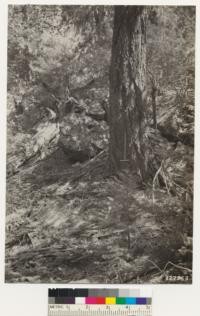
<box><xmin>5</xmin><ymin>135</ymin><xmax>192</xmax><ymax>284</ymax></box>
<box><xmin>5</xmin><ymin>76</ymin><xmax>193</xmax><ymax>284</ymax></box>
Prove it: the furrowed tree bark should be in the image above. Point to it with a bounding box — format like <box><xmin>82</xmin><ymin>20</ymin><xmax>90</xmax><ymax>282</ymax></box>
<box><xmin>109</xmin><ymin>6</ymin><xmax>149</xmax><ymax>181</ymax></box>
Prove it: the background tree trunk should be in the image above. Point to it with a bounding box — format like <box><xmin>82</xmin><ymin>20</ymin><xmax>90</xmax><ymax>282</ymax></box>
<box><xmin>152</xmin><ymin>86</ymin><xmax>157</xmax><ymax>129</ymax></box>
<box><xmin>109</xmin><ymin>6</ymin><xmax>149</xmax><ymax>181</ymax></box>
<box><xmin>21</xmin><ymin>6</ymin><xmax>31</xmax><ymax>82</ymax></box>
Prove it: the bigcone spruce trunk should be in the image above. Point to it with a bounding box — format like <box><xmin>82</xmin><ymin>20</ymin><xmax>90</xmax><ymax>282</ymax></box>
<box><xmin>109</xmin><ymin>6</ymin><xmax>149</xmax><ymax>181</ymax></box>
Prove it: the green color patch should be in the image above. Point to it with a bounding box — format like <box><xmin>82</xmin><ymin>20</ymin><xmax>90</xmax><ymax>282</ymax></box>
<box><xmin>116</xmin><ymin>297</ymin><xmax>126</xmax><ymax>304</ymax></box>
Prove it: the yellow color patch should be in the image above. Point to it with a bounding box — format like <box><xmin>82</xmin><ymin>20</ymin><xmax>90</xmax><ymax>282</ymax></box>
<box><xmin>105</xmin><ymin>297</ymin><xmax>116</xmax><ymax>305</ymax></box>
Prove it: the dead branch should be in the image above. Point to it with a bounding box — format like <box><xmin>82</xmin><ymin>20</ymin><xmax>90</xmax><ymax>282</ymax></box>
<box><xmin>163</xmin><ymin>261</ymin><xmax>192</xmax><ymax>273</ymax></box>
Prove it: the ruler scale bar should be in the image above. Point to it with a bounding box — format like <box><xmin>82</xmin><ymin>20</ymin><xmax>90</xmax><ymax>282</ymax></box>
<box><xmin>48</xmin><ymin>305</ymin><xmax>152</xmax><ymax>316</ymax></box>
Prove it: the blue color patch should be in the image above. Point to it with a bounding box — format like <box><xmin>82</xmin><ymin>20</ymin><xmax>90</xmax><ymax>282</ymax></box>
<box><xmin>125</xmin><ymin>297</ymin><xmax>136</xmax><ymax>304</ymax></box>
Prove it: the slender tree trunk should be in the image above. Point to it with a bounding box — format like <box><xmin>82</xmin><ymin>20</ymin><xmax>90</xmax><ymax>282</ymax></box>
<box><xmin>109</xmin><ymin>6</ymin><xmax>149</xmax><ymax>181</ymax></box>
<box><xmin>22</xmin><ymin>6</ymin><xmax>31</xmax><ymax>82</ymax></box>
<box><xmin>152</xmin><ymin>86</ymin><xmax>157</xmax><ymax>129</ymax></box>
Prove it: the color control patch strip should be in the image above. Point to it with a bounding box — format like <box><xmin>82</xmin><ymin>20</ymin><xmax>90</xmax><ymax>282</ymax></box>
<box><xmin>48</xmin><ymin>288</ymin><xmax>152</xmax><ymax>316</ymax></box>
<box><xmin>49</xmin><ymin>296</ymin><xmax>151</xmax><ymax>305</ymax></box>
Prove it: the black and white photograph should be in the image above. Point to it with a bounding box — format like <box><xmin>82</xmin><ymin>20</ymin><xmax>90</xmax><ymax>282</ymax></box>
<box><xmin>5</xmin><ymin>5</ymin><xmax>195</xmax><ymax>284</ymax></box>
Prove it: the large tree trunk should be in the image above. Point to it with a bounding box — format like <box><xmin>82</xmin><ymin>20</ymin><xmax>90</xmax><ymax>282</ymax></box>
<box><xmin>109</xmin><ymin>6</ymin><xmax>149</xmax><ymax>181</ymax></box>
